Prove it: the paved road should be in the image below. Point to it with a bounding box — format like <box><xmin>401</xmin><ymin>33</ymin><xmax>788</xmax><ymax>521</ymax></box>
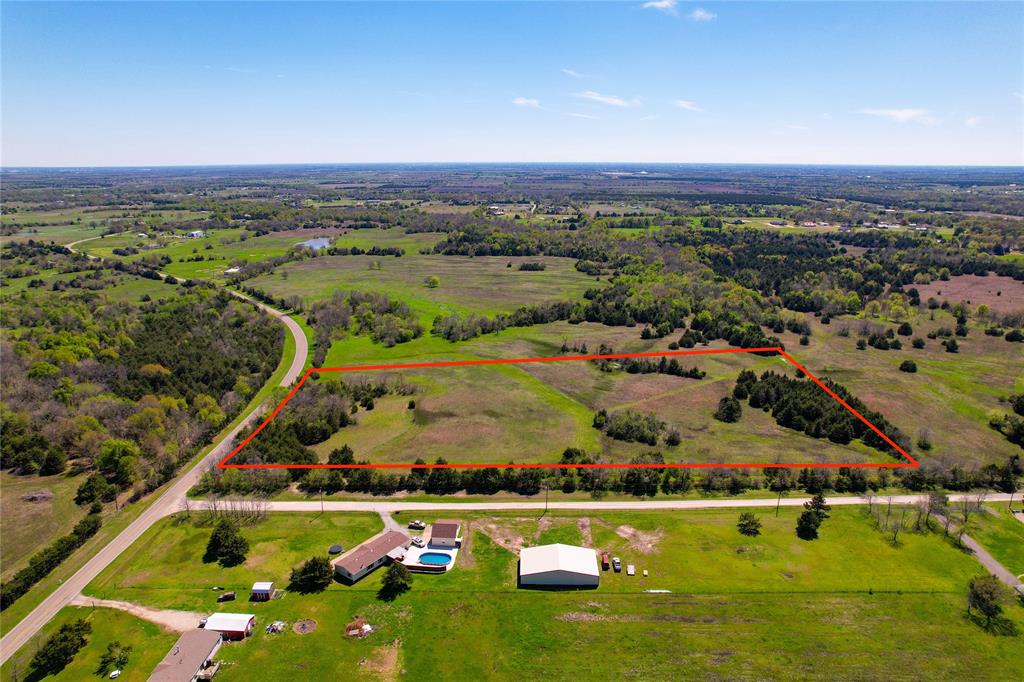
<box><xmin>200</xmin><ymin>492</ymin><xmax>1015</xmax><ymax>514</ymax></box>
<box><xmin>0</xmin><ymin>292</ymin><xmax>307</xmax><ymax>665</ymax></box>
<box><xmin>935</xmin><ymin>512</ymin><xmax>1021</xmax><ymax>588</ymax></box>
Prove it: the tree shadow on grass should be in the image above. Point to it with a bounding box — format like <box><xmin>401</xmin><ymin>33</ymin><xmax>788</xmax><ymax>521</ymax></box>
<box><xmin>376</xmin><ymin>583</ymin><xmax>409</xmax><ymax>602</ymax></box>
<box><xmin>965</xmin><ymin>612</ymin><xmax>1020</xmax><ymax>637</ymax></box>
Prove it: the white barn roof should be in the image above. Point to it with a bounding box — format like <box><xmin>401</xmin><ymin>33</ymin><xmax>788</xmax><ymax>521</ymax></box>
<box><xmin>204</xmin><ymin>613</ymin><xmax>254</xmax><ymax>633</ymax></box>
<box><xmin>520</xmin><ymin>544</ymin><xmax>599</xmax><ymax>578</ymax></box>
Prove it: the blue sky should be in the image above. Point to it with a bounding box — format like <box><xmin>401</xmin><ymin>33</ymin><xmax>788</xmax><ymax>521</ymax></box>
<box><xmin>2</xmin><ymin>1</ymin><xmax>1021</xmax><ymax>166</ymax></box>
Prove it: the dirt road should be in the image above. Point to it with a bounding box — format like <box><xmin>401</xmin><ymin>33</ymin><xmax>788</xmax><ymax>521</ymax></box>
<box><xmin>68</xmin><ymin>595</ymin><xmax>204</xmax><ymax>633</ymax></box>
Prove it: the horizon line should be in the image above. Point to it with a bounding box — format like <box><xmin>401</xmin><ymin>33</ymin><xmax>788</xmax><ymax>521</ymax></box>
<box><xmin>3</xmin><ymin>161</ymin><xmax>1023</xmax><ymax>171</ymax></box>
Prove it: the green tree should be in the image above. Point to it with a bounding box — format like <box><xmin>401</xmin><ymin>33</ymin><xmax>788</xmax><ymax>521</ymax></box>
<box><xmin>30</xmin><ymin>618</ymin><xmax>92</xmax><ymax>676</ymax></box>
<box><xmin>737</xmin><ymin>512</ymin><xmax>762</xmax><ymax>536</ymax></box>
<box><xmin>328</xmin><ymin>444</ymin><xmax>355</xmax><ymax>465</ymax></box>
<box><xmin>204</xmin><ymin>519</ymin><xmax>249</xmax><ymax>567</ymax></box>
<box><xmin>714</xmin><ymin>396</ymin><xmax>742</xmax><ymax>423</ymax></box>
<box><xmin>796</xmin><ymin>510</ymin><xmax>822</xmax><ymax>540</ymax></box>
<box><xmin>95</xmin><ymin>438</ymin><xmax>140</xmax><ymax>488</ymax></box>
<box><xmin>95</xmin><ymin>640</ymin><xmax>132</xmax><ymax>677</ymax></box>
<box><xmin>378</xmin><ymin>562</ymin><xmax>413</xmax><ymax>601</ymax></box>
<box><xmin>967</xmin><ymin>574</ymin><xmax>1012</xmax><ymax>626</ymax></box>
<box><xmin>289</xmin><ymin>556</ymin><xmax>333</xmax><ymax>593</ymax></box>
<box><xmin>424</xmin><ymin>275</ymin><xmax>440</xmax><ymax>288</ymax></box>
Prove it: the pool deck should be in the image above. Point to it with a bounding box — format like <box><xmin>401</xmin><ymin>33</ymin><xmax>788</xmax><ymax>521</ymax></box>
<box><xmin>402</xmin><ymin>542</ymin><xmax>460</xmax><ymax>573</ymax></box>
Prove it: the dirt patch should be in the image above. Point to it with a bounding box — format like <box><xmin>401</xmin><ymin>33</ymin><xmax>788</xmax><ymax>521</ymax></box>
<box><xmin>359</xmin><ymin>642</ymin><xmax>401</xmax><ymax>681</ymax></box>
<box><xmin>477</xmin><ymin>522</ymin><xmax>526</xmax><ymax>554</ymax></box>
<box><xmin>534</xmin><ymin>515</ymin><xmax>553</xmax><ymax>538</ymax></box>
<box><xmin>577</xmin><ymin>517</ymin><xmax>594</xmax><ymax>548</ymax></box>
<box><xmin>559</xmin><ymin>612</ymin><xmax>636</xmax><ymax>623</ymax></box>
<box><xmin>456</xmin><ymin>523</ymin><xmax>476</xmax><ymax>568</ymax></box>
<box><xmin>914</xmin><ymin>274</ymin><xmax>1024</xmax><ymax>315</ymax></box>
<box><xmin>293</xmin><ymin>619</ymin><xmax>317</xmax><ymax>634</ymax></box>
<box><xmin>20</xmin><ymin>490</ymin><xmax>54</xmax><ymax>502</ymax></box>
<box><xmin>615</xmin><ymin>525</ymin><xmax>664</xmax><ymax>554</ymax></box>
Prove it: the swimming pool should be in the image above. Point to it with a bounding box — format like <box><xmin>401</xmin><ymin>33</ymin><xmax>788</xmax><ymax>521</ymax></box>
<box><xmin>417</xmin><ymin>552</ymin><xmax>452</xmax><ymax>566</ymax></box>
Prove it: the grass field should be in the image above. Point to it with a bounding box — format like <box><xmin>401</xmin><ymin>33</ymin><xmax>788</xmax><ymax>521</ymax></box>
<box><xmin>0</xmin><ymin>472</ymin><xmax>84</xmax><ymax>579</ymax></box>
<box><xmin>0</xmin><ymin>606</ymin><xmax>177</xmax><ymax>682</ymax></box>
<box><xmin>968</xmin><ymin>503</ymin><xmax>1024</xmax><ymax>577</ymax></box>
<box><xmin>247</xmin><ymin>253</ymin><xmax>597</xmax><ymax>325</ymax></box>
<box><xmin>52</xmin><ymin>507</ymin><xmax>1023</xmax><ymax>680</ymax></box>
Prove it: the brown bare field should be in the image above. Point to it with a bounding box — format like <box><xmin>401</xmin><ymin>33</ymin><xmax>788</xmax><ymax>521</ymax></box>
<box><xmin>914</xmin><ymin>274</ymin><xmax>1024</xmax><ymax>314</ymax></box>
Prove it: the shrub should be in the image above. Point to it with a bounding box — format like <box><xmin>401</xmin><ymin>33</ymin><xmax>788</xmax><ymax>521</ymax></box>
<box><xmin>737</xmin><ymin>512</ymin><xmax>762</xmax><ymax>536</ymax></box>
<box><xmin>714</xmin><ymin>396</ymin><xmax>742</xmax><ymax>423</ymax></box>
<box><xmin>899</xmin><ymin>360</ymin><xmax>917</xmax><ymax>373</ymax></box>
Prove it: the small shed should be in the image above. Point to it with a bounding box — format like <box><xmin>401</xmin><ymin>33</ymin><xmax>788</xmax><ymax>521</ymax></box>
<box><xmin>251</xmin><ymin>582</ymin><xmax>274</xmax><ymax>601</ymax></box>
<box><xmin>429</xmin><ymin>520</ymin><xmax>461</xmax><ymax>548</ymax></box>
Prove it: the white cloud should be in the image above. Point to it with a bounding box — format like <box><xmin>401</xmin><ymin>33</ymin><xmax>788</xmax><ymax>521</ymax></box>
<box><xmin>642</xmin><ymin>0</ymin><xmax>678</xmax><ymax>14</ymax></box>
<box><xmin>786</xmin><ymin>124</ymin><xmax>809</xmax><ymax>131</ymax></box>
<box><xmin>689</xmin><ymin>7</ymin><xmax>717</xmax><ymax>21</ymax></box>
<box><xmin>860</xmin><ymin>108</ymin><xmax>932</xmax><ymax>124</ymax></box>
<box><xmin>568</xmin><ymin>113</ymin><xmax>600</xmax><ymax>120</ymax></box>
<box><xmin>964</xmin><ymin>116</ymin><xmax>980</xmax><ymax>128</ymax></box>
<box><xmin>673</xmin><ymin>99</ymin><xmax>702</xmax><ymax>112</ymax></box>
<box><xmin>562</xmin><ymin>68</ymin><xmax>591</xmax><ymax>79</ymax></box>
<box><xmin>512</xmin><ymin>97</ymin><xmax>542</xmax><ymax>109</ymax></box>
<box><xmin>576</xmin><ymin>90</ymin><xmax>640</xmax><ymax>107</ymax></box>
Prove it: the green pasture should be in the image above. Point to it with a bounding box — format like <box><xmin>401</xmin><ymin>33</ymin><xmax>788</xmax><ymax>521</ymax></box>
<box><xmin>42</xmin><ymin>507</ymin><xmax>1020</xmax><ymax>680</ymax></box>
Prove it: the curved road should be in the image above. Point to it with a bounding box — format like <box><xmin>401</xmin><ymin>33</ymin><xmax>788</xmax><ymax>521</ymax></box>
<box><xmin>0</xmin><ymin>258</ymin><xmax>308</xmax><ymax>664</ymax></box>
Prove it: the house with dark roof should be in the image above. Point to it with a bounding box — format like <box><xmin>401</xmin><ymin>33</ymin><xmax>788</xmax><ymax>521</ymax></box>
<box><xmin>148</xmin><ymin>629</ymin><xmax>222</xmax><ymax>682</ymax></box>
<box><xmin>331</xmin><ymin>530</ymin><xmax>411</xmax><ymax>583</ymax></box>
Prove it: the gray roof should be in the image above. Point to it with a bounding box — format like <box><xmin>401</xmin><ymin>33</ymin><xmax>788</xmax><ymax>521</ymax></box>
<box><xmin>148</xmin><ymin>629</ymin><xmax>221</xmax><ymax>682</ymax></box>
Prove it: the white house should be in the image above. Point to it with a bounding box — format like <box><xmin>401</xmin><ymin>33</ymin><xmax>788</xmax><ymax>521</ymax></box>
<box><xmin>185</xmin><ymin>230</ymin><xmax>206</xmax><ymax>239</ymax></box>
<box><xmin>519</xmin><ymin>543</ymin><xmax>600</xmax><ymax>588</ymax></box>
<box><xmin>429</xmin><ymin>520</ymin><xmax>461</xmax><ymax>548</ymax></box>
<box><xmin>202</xmin><ymin>613</ymin><xmax>255</xmax><ymax>640</ymax></box>
<box><xmin>331</xmin><ymin>530</ymin><xmax>411</xmax><ymax>583</ymax></box>
<box><xmin>149</xmin><ymin>628</ymin><xmax>222</xmax><ymax>682</ymax></box>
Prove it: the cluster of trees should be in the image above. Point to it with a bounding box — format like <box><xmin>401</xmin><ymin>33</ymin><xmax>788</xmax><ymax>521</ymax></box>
<box><xmin>731</xmin><ymin>369</ymin><xmax>909</xmax><ymax>458</ymax></box>
<box><xmin>193</xmin><ymin>449</ymin><xmax>1020</xmax><ymax>502</ymax></box>
<box><xmin>592</xmin><ymin>409</ymin><xmax>668</xmax><ymax>446</ymax></box>
<box><xmin>517</xmin><ymin>261</ymin><xmax>546</xmax><ymax>271</ymax></box>
<box><xmin>29</xmin><ymin>618</ymin><xmax>92</xmax><ymax>677</ymax></box>
<box><xmin>308</xmin><ymin>290</ymin><xmax>423</xmax><ymax>363</ymax></box>
<box><xmin>326</xmin><ymin>245</ymin><xmax>404</xmax><ymax>257</ymax></box>
<box><xmin>1</xmin><ymin>283</ymin><xmax>281</xmax><ymax>498</ymax></box>
<box><xmin>587</xmin><ymin>345</ymin><xmax>706</xmax><ymax>380</ymax></box>
<box><xmin>431</xmin><ymin>301</ymin><xmax>574</xmax><ymax>342</ymax></box>
<box><xmin>989</xmin><ymin>393</ymin><xmax>1024</xmax><ymax>448</ymax></box>
<box><xmin>1</xmin><ymin>512</ymin><xmax>102</xmax><ymax>610</ymax></box>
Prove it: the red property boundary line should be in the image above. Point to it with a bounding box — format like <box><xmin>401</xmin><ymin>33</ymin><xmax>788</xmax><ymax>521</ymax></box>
<box><xmin>218</xmin><ymin>347</ymin><xmax>918</xmax><ymax>470</ymax></box>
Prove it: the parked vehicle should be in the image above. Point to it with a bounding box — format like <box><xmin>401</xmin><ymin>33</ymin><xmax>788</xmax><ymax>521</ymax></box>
<box><xmin>217</xmin><ymin>591</ymin><xmax>236</xmax><ymax>602</ymax></box>
<box><xmin>601</xmin><ymin>553</ymin><xmax>610</xmax><ymax>570</ymax></box>
<box><xmin>626</xmin><ymin>564</ymin><xmax>636</xmax><ymax>576</ymax></box>
<box><xmin>412</xmin><ymin>537</ymin><xmax>425</xmax><ymax>548</ymax></box>
<box><xmin>408</xmin><ymin>520</ymin><xmax>426</xmax><ymax>530</ymax></box>
<box><xmin>612</xmin><ymin>557</ymin><xmax>622</xmax><ymax>572</ymax></box>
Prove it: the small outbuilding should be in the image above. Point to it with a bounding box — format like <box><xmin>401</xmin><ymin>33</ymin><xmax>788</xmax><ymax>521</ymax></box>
<box><xmin>519</xmin><ymin>543</ymin><xmax>599</xmax><ymax>588</ymax></box>
<box><xmin>202</xmin><ymin>613</ymin><xmax>255</xmax><ymax>640</ymax></box>
<box><xmin>429</xmin><ymin>520</ymin><xmax>461</xmax><ymax>548</ymax></box>
<box><xmin>250</xmin><ymin>582</ymin><xmax>274</xmax><ymax>601</ymax></box>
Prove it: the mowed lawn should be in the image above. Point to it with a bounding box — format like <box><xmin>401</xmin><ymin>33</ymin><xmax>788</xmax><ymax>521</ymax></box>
<box><xmin>85</xmin><ymin>513</ymin><xmax>383</xmax><ymax>611</ymax></box>
<box><xmin>57</xmin><ymin>508</ymin><xmax>1024</xmax><ymax>680</ymax></box>
<box><xmin>0</xmin><ymin>607</ymin><xmax>176</xmax><ymax>682</ymax></box>
<box><xmin>969</xmin><ymin>503</ymin><xmax>1024</xmax><ymax>577</ymax></box>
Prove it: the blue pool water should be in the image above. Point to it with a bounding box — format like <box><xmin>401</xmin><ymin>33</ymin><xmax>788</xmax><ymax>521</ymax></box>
<box><xmin>418</xmin><ymin>552</ymin><xmax>452</xmax><ymax>566</ymax></box>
